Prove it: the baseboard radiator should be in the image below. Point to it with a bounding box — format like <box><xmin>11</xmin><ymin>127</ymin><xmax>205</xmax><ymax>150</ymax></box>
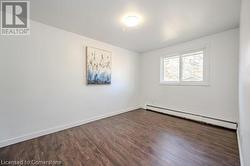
<box><xmin>146</xmin><ymin>104</ymin><xmax>237</xmax><ymax>130</ymax></box>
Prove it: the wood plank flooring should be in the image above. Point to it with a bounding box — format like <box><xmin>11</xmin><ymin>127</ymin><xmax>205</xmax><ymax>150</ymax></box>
<box><xmin>0</xmin><ymin>109</ymin><xmax>240</xmax><ymax>166</ymax></box>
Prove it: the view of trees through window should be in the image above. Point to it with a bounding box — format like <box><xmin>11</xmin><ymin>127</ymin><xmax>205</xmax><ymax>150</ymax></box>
<box><xmin>162</xmin><ymin>50</ymin><xmax>204</xmax><ymax>83</ymax></box>
<box><xmin>182</xmin><ymin>51</ymin><xmax>203</xmax><ymax>81</ymax></box>
<box><xmin>163</xmin><ymin>56</ymin><xmax>179</xmax><ymax>81</ymax></box>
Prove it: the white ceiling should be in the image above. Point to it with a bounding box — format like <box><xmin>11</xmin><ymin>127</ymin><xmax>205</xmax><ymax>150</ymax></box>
<box><xmin>31</xmin><ymin>0</ymin><xmax>241</xmax><ymax>53</ymax></box>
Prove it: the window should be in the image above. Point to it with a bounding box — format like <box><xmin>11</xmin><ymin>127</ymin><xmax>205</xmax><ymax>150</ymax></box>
<box><xmin>163</xmin><ymin>56</ymin><xmax>180</xmax><ymax>81</ymax></box>
<box><xmin>160</xmin><ymin>49</ymin><xmax>209</xmax><ymax>85</ymax></box>
<box><xmin>182</xmin><ymin>51</ymin><xmax>203</xmax><ymax>82</ymax></box>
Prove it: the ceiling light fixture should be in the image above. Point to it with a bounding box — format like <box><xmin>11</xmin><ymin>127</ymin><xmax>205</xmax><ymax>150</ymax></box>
<box><xmin>122</xmin><ymin>15</ymin><xmax>140</xmax><ymax>27</ymax></box>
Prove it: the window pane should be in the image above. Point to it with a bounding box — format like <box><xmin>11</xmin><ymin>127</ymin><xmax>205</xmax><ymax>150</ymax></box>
<box><xmin>163</xmin><ymin>56</ymin><xmax>180</xmax><ymax>81</ymax></box>
<box><xmin>182</xmin><ymin>51</ymin><xmax>203</xmax><ymax>81</ymax></box>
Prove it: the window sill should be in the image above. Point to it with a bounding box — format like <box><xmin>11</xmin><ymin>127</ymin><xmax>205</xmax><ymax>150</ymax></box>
<box><xmin>160</xmin><ymin>81</ymin><xmax>210</xmax><ymax>86</ymax></box>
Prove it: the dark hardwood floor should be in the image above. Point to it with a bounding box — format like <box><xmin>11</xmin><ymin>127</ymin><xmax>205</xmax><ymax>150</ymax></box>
<box><xmin>0</xmin><ymin>109</ymin><xmax>240</xmax><ymax>166</ymax></box>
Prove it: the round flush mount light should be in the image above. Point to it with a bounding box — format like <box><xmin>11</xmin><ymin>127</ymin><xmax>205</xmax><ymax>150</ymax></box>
<box><xmin>122</xmin><ymin>15</ymin><xmax>141</xmax><ymax>27</ymax></box>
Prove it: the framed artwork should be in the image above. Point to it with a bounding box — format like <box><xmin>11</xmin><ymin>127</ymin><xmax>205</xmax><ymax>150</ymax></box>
<box><xmin>86</xmin><ymin>47</ymin><xmax>112</xmax><ymax>84</ymax></box>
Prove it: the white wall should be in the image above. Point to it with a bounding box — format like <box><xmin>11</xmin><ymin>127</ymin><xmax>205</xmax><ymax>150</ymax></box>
<box><xmin>0</xmin><ymin>21</ymin><xmax>140</xmax><ymax>147</ymax></box>
<box><xmin>141</xmin><ymin>29</ymin><xmax>239</xmax><ymax>123</ymax></box>
<box><xmin>239</xmin><ymin>0</ymin><xmax>250</xmax><ymax>165</ymax></box>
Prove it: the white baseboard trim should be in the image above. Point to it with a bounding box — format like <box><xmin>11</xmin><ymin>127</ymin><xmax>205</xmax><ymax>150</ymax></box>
<box><xmin>237</xmin><ymin>129</ymin><xmax>244</xmax><ymax>166</ymax></box>
<box><xmin>146</xmin><ymin>104</ymin><xmax>237</xmax><ymax>129</ymax></box>
<box><xmin>0</xmin><ymin>106</ymin><xmax>141</xmax><ymax>148</ymax></box>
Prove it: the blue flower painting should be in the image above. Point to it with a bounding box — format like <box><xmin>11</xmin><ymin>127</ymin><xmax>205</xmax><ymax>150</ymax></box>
<box><xmin>86</xmin><ymin>47</ymin><xmax>112</xmax><ymax>84</ymax></box>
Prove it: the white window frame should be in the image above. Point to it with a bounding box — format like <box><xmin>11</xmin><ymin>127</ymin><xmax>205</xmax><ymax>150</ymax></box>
<box><xmin>160</xmin><ymin>47</ymin><xmax>209</xmax><ymax>86</ymax></box>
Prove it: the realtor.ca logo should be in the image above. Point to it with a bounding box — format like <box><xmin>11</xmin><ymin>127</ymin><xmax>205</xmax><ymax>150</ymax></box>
<box><xmin>1</xmin><ymin>0</ymin><xmax>30</xmax><ymax>35</ymax></box>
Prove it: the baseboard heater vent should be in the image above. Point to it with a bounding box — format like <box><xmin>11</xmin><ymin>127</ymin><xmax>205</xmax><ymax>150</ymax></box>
<box><xmin>146</xmin><ymin>104</ymin><xmax>237</xmax><ymax>130</ymax></box>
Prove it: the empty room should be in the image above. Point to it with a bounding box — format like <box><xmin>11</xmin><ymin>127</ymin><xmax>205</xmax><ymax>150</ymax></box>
<box><xmin>0</xmin><ymin>0</ymin><xmax>249</xmax><ymax>165</ymax></box>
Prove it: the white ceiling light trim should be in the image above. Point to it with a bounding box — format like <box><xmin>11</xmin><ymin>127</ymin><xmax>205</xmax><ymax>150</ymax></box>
<box><xmin>122</xmin><ymin>15</ymin><xmax>141</xmax><ymax>27</ymax></box>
